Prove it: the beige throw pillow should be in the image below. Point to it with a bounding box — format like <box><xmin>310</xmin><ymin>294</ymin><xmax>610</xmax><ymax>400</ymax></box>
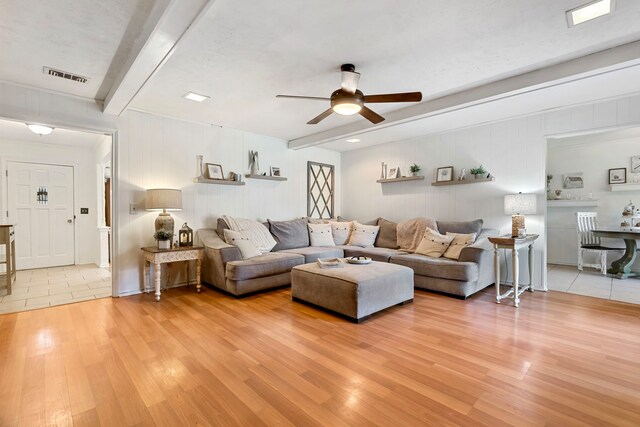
<box><xmin>415</xmin><ymin>228</ymin><xmax>454</xmax><ymax>258</ymax></box>
<box><xmin>329</xmin><ymin>221</ymin><xmax>352</xmax><ymax>245</ymax></box>
<box><xmin>347</xmin><ymin>221</ymin><xmax>380</xmax><ymax>248</ymax></box>
<box><xmin>223</xmin><ymin>229</ymin><xmax>261</xmax><ymax>259</ymax></box>
<box><xmin>308</xmin><ymin>223</ymin><xmax>336</xmax><ymax>247</ymax></box>
<box><xmin>443</xmin><ymin>232</ymin><xmax>477</xmax><ymax>260</ymax></box>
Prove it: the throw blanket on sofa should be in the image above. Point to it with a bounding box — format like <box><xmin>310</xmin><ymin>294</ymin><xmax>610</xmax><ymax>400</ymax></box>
<box><xmin>397</xmin><ymin>217</ymin><xmax>438</xmax><ymax>252</ymax></box>
<box><xmin>222</xmin><ymin>215</ymin><xmax>276</xmax><ymax>254</ymax></box>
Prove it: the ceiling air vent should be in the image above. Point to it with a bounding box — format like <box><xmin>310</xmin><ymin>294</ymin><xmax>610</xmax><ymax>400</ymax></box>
<box><xmin>43</xmin><ymin>66</ymin><xmax>89</xmax><ymax>83</ymax></box>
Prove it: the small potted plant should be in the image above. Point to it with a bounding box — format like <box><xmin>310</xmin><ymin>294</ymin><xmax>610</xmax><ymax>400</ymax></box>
<box><xmin>470</xmin><ymin>165</ymin><xmax>487</xmax><ymax>179</ymax></box>
<box><xmin>154</xmin><ymin>229</ymin><xmax>173</xmax><ymax>250</ymax></box>
<box><xmin>409</xmin><ymin>163</ymin><xmax>421</xmax><ymax>177</ymax></box>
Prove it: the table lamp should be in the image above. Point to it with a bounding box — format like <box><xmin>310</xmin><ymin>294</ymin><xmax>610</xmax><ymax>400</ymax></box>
<box><xmin>504</xmin><ymin>192</ymin><xmax>537</xmax><ymax>237</ymax></box>
<box><xmin>146</xmin><ymin>188</ymin><xmax>182</xmax><ymax>234</ymax></box>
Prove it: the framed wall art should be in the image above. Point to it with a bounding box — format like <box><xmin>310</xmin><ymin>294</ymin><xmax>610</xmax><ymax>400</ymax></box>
<box><xmin>436</xmin><ymin>166</ymin><xmax>454</xmax><ymax>182</ymax></box>
<box><xmin>609</xmin><ymin>168</ymin><xmax>626</xmax><ymax>184</ymax></box>
<box><xmin>206</xmin><ymin>163</ymin><xmax>224</xmax><ymax>180</ymax></box>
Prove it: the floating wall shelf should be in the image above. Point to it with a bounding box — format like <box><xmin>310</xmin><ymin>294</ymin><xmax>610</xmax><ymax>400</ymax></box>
<box><xmin>547</xmin><ymin>200</ymin><xmax>600</xmax><ymax>208</ymax></box>
<box><xmin>431</xmin><ymin>176</ymin><xmax>495</xmax><ymax>186</ymax></box>
<box><xmin>377</xmin><ymin>176</ymin><xmax>425</xmax><ymax>184</ymax></box>
<box><xmin>610</xmin><ymin>183</ymin><xmax>640</xmax><ymax>192</ymax></box>
<box><xmin>193</xmin><ymin>177</ymin><xmax>245</xmax><ymax>186</ymax></box>
<box><xmin>245</xmin><ymin>174</ymin><xmax>287</xmax><ymax>182</ymax></box>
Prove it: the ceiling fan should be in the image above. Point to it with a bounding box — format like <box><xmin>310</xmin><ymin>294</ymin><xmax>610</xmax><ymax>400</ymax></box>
<box><xmin>276</xmin><ymin>64</ymin><xmax>422</xmax><ymax>125</ymax></box>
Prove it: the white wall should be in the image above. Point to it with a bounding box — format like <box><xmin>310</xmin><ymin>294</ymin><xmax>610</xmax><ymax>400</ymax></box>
<box><xmin>547</xmin><ymin>135</ymin><xmax>640</xmax><ymax>266</ymax></box>
<box><xmin>341</xmin><ymin>94</ymin><xmax>640</xmax><ymax>288</ymax></box>
<box><xmin>0</xmin><ymin>138</ymin><xmax>100</xmax><ymax>265</ymax></box>
<box><xmin>0</xmin><ymin>82</ymin><xmax>340</xmax><ymax>296</ymax></box>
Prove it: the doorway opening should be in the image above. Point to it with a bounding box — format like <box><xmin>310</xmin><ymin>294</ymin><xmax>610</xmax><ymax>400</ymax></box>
<box><xmin>0</xmin><ymin>118</ymin><xmax>114</xmax><ymax>314</ymax></box>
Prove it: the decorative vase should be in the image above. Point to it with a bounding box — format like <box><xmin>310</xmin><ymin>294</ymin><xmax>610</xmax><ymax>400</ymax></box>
<box><xmin>411</xmin><ymin>172</ymin><xmax>418</xmax><ymax>177</ymax></box>
<box><xmin>473</xmin><ymin>173</ymin><xmax>482</xmax><ymax>179</ymax></box>
<box><xmin>158</xmin><ymin>240</ymin><xmax>170</xmax><ymax>250</ymax></box>
<box><xmin>196</xmin><ymin>155</ymin><xmax>203</xmax><ymax>177</ymax></box>
<box><xmin>381</xmin><ymin>162</ymin><xmax>385</xmax><ymax>179</ymax></box>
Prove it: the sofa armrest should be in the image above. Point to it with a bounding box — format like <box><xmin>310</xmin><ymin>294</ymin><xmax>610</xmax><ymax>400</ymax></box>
<box><xmin>196</xmin><ymin>229</ymin><xmax>242</xmax><ymax>290</ymax></box>
<box><xmin>458</xmin><ymin>228</ymin><xmax>499</xmax><ymax>287</ymax></box>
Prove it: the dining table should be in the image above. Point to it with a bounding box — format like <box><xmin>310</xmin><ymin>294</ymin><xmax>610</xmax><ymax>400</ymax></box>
<box><xmin>592</xmin><ymin>228</ymin><xmax>640</xmax><ymax>279</ymax></box>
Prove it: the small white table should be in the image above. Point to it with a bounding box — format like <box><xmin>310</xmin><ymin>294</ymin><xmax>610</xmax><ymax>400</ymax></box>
<box><xmin>488</xmin><ymin>235</ymin><xmax>539</xmax><ymax>307</ymax></box>
<box><xmin>141</xmin><ymin>246</ymin><xmax>204</xmax><ymax>301</ymax></box>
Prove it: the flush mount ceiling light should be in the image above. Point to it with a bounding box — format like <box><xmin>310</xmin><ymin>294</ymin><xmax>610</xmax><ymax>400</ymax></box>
<box><xmin>345</xmin><ymin>138</ymin><xmax>361</xmax><ymax>143</ymax></box>
<box><xmin>566</xmin><ymin>0</ymin><xmax>614</xmax><ymax>27</ymax></box>
<box><xmin>183</xmin><ymin>92</ymin><xmax>210</xmax><ymax>102</ymax></box>
<box><xmin>26</xmin><ymin>124</ymin><xmax>53</xmax><ymax>135</ymax></box>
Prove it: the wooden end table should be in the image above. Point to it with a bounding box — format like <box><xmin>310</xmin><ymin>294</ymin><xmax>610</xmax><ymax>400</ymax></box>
<box><xmin>0</xmin><ymin>225</ymin><xmax>16</xmax><ymax>296</ymax></box>
<box><xmin>141</xmin><ymin>246</ymin><xmax>204</xmax><ymax>301</ymax></box>
<box><xmin>488</xmin><ymin>235</ymin><xmax>539</xmax><ymax>307</ymax></box>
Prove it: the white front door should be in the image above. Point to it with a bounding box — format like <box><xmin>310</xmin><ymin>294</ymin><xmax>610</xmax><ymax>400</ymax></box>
<box><xmin>7</xmin><ymin>162</ymin><xmax>75</xmax><ymax>269</ymax></box>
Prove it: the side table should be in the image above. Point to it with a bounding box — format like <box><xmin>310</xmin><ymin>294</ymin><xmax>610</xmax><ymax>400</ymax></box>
<box><xmin>488</xmin><ymin>235</ymin><xmax>539</xmax><ymax>307</ymax></box>
<box><xmin>141</xmin><ymin>246</ymin><xmax>204</xmax><ymax>301</ymax></box>
<box><xmin>0</xmin><ymin>225</ymin><xmax>16</xmax><ymax>296</ymax></box>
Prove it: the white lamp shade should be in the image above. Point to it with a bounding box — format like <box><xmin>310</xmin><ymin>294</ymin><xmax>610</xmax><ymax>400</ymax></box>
<box><xmin>146</xmin><ymin>189</ymin><xmax>182</xmax><ymax>211</ymax></box>
<box><xmin>504</xmin><ymin>193</ymin><xmax>537</xmax><ymax>215</ymax></box>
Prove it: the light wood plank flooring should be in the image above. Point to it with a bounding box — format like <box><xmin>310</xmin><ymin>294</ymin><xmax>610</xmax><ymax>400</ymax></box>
<box><xmin>1</xmin><ymin>285</ymin><xmax>639</xmax><ymax>426</ymax></box>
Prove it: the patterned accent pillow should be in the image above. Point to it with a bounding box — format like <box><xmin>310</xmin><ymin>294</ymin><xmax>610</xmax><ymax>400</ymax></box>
<box><xmin>443</xmin><ymin>232</ymin><xmax>477</xmax><ymax>260</ymax></box>
<box><xmin>308</xmin><ymin>223</ymin><xmax>335</xmax><ymax>247</ymax></box>
<box><xmin>415</xmin><ymin>228</ymin><xmax>454</xmax><ymax>258</ymax></box>
<box><xmin>347</xmin><ymin>222</ymin><xmax>380</xmax><ymax>248</ymax></box>
<box><xmin>223</xmin><ymin>229</ymin><xmax>261</xmax><ymax>259</ymax></box>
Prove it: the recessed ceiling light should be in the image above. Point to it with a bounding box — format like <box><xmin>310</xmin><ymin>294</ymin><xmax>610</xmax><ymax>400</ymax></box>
<box><xmin>566</xmin><ymin>0</ymin><xmax>614</xmax><ymax>27</ymax></box>
<box><xmin>26</xmin><ymin>124</ymin><xmax>53</xmax><ymax>135</ymax></box>
<box><xmin>183</xmin><ymin>92</ymin><xmax>210</xmax><ymax>102</ymax></box>
<box><xmin>346</xmin><ymin>138</ymin><xmax>360</xmax><ymax>143</ymax></box>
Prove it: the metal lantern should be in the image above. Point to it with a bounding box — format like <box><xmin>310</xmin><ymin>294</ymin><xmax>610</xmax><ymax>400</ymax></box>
<box><xmin>179</xmin><ymin>222</ymin><xmax>193</xmax><ymax>247</ymax></box>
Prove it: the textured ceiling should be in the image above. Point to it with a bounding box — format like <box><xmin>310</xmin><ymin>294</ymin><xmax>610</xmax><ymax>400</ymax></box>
<box><xmin>130</xmin><ymin>0</ymin><xmax>640</xmax><ymax>140</ymax></box>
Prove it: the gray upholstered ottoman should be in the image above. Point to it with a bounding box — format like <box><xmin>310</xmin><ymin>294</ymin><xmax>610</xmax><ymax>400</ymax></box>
<box><xmin>291</xmin><ymin>261</ymin><xmax>414</xmax><ymax>322</ymax></box>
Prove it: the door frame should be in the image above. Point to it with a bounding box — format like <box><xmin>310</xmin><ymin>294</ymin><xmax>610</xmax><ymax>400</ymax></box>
<box><xmin>0</xmin><ymin>117</ymin><xmax>118</xmax><ymax>297</ymax></box>
<box><xmin>3</xmin><ymin>160</ymin><xmax>77</xmax><ymax>266</ymax></box>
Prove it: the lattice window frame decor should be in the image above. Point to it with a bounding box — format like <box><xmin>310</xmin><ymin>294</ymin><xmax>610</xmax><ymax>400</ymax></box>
<box><xmin>307</xmin><ymin>161</ymin><xmax>335</xmax><ymax>219</ymax></box>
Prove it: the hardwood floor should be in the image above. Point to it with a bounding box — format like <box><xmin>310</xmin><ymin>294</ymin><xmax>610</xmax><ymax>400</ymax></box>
<box><xmin>1</xmin><ymin>285</ymin><xmax>639</xmax><ymax>426</ymax></box>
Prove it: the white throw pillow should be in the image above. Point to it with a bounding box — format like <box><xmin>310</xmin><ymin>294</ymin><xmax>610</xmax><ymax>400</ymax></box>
<box><xmin>347</xmin><ymin>221</ymin><xmax>380</xmax><ymax>248</ymax></box>
<box><xmin>415</xmin><ymin>228</ymin><xmax>454</xmax><ymax>258</ymax></box>
<box><xmin>329</xmin><ymin>221</ymin><xmax>352</xmax><ymax>245</ymax></box>
<box><xmin>308</xmin><ymin>223</ymin><xmax>336</xmax><ymax>246</ymax></box>
<box><xmin>223</xmin><ymin>229</ymin><xmax>261</xmax><ymax>259</ymax></box>
<box><xmin>443</xmin><ymin>232</ymin><xmax>477</xmax><ymax>260</ymax></box>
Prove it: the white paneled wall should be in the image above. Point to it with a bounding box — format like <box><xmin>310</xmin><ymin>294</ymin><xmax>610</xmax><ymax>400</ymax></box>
<box><xmin>0</xmin><ymin>82</ymin><xmax>340</xmax><ymax>296</ymax></box>
<box><xmin>341</xmin><ymin>94</ymin><xmax>640</xmax><ymax>289</ymax></box>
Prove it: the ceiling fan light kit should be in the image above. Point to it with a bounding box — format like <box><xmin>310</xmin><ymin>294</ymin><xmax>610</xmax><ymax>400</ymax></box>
<box><xmin>276</xmin><ymin>64</ymin><xmax>422</xmax><ymax>125</ymax></box>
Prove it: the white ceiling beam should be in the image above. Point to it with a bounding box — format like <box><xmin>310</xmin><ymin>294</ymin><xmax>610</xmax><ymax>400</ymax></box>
<box><xmin>102</xmin><ymin>0</ymin><xmax>216</xmax><ymax>116</ymax></box>
<box><xmin>288</xmin><ymin>40</ymin><xmax>640</xmax><ymax>150</ymax></box>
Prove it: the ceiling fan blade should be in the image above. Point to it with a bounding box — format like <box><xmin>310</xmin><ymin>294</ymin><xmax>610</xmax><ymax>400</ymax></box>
<box><xmin>364</xmin><ymin>92</ymin><xmax>422</xmax><ymax>103</ymax></box>
<box><xmin>341</xmin><ymin>71</ymin><xmax>360</xmax><ymax>94</ymax></box>
<box><xmin>359</xmin><ymin>106</ymin><xmax>385</xmax><ymax>124</ymax></box>
<box><xmin>307</xmin><ymin>108</ymin><xmax>334</xmax><ymax>124</ymax></box>
<box><xmin>276</xmin><ymin>95</ymin><xmax>330</xmax><ymax>101</ymax></box>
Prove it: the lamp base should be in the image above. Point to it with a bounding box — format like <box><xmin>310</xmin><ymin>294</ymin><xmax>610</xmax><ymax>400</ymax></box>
<box><xmin>155</xmin><ymin>212</ymin><xmax>175</xmax><ymax>235</ymax></box>
<box><xmin>511</xmin><ymin>214</ymin><xmax>525</xmax><ymax>237</ymax></box>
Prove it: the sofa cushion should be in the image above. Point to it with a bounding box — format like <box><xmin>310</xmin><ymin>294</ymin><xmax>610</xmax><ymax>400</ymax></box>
<box><xmin>216</xmin><ymin>217</ymin><xmax>229</xmax><ymax>239</ymax></box>
<box><xmin>223</xmin><ymin>229</ymin><xmax>261</xmax><ymax>259</ymax></box>
<box><xmin>436</xmin><ymin>219</ymin><xmax>483</xmax><ymax>241</ymax></box>
<box><xmin>390</xmin><ymin>253</ymin><xmax>479</xmax><ymax>282</ymax></box>
<box><xmin>443</xmin><ymin>232</ymin><xmax>477</xmax><ymax>260</ymax></box>
<box><xmin>268</xmin><ymin>218</ymin><xmax>310</xmax><ymax>250</ymax></box>
<box><xmin>415</xmin><ymin>228</ymin><xmax>454</xmax><ymax>258</ymax></box>
<box><xmin>375</xmin><ymin>218</ymin><xmax>399</xmax><ymax>249</ymax></box>
<box><xmin>279</xmin><ymin>246</ymin><xmax>345</xmax><ymax>263</ymax></box>
<box><xmin>347</xmin><ymin>222</ymin><xmax>380</xmax><ymax>247</ymax></box>
<box><xmin>337</xmin><ymin>216</ymin><xmax>378</xmax><ymax>226</ymax></box>
<box><xmin>308</xmin><ymin>223</ymin><xmax>335</xmax><ymax>247</ymax></box>
<box><xmin>226</xmin><ymin>252</ymin><xmax>304</xmax><ymax>281</ymax></box>
<box><xmin>341</xmin><ymin>246</ymin><xmax>408</xmax><ymax>263</ymax></box>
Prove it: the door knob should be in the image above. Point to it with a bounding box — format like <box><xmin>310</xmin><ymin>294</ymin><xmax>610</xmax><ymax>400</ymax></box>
<box><xmin>67</xmin><ymin>219</ymin><xmax>73</xmax><ymax>223</ymax></box>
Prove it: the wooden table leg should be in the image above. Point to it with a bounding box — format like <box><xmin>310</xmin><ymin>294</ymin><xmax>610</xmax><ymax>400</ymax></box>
<box><xmin>513</xmin><ymin>247</ymin><xmax>520</xmax><ymax>307</ymax></box>
<box><xmin>494</xmin><ymin>245</ymin><xmax>501</xmax><ymax>304</ymax></box>
<box><xmin>196</xmin><ymin>258</ymin><xmax>202</xmax><ymax>293</ymax></box>
<box><xmin>143</xmin><ymin>260</ymin><xmax>150</xmax><ymax>292</ymax></box>
<box><xmin>608</xmin><ymin>238</ymin><xmax>639</xmax><ymax>279</ymax></box>
<box><xmin>528</xmin><ymin>243</ymin><xmax>534</xmax><ymax>292</ymax></box>
<box><xmin>154</xmin><ymin>262</ymin><xmax>162</xmax><ymax>301</ymax></box>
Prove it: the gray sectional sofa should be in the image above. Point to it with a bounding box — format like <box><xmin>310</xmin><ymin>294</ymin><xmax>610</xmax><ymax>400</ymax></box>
<box><xmin>197</xmin><ymin>218</ymin><xmax>498</xmax><ymax>299</ymax></box>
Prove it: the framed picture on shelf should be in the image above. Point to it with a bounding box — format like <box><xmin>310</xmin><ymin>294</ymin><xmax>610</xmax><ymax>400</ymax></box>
<box><xmin>609</xmin><ymin>167</ymin><xmax>626</xmax><ymax>184</ymax></box>
<box><xmin>271</xmin><ymin>167</ymin><xmax>281</xmax><ymax>177</ymax></box>
<box><xmin>562</xmin><ymin>172</ymin><xmax>583</xmax><ymax>189</ymax></box>
<box><xmin>387</xmin><ymin>167</ymin><xmax>399</xmax><ymax>179</ymax></box>
<box><xmin>436</xmin><ymin>166</ymin><xmax>454</xmax><ymax>182</ymax></box>
<box><xmin>206</xmin><ymin>163</ymin><xmax>224</xmax><ymax>180</ymax></box>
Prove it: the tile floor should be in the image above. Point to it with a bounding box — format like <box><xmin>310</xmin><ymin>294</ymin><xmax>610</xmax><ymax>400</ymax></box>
<box><xmin>547</xmin><ymin>264</ymin><xmax>640</xmax><ymax>304</ymax></box>
<box><xmin>0</xmin><ymin>264</ymin><xmax>111</xmax><ymax>314</ymax></box>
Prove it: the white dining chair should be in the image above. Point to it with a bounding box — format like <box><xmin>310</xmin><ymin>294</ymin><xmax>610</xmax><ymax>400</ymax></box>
<box><xmin>576</xmin><ymin>212</ymin><xmax>620</xmax><ymax>275</ymax></box>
